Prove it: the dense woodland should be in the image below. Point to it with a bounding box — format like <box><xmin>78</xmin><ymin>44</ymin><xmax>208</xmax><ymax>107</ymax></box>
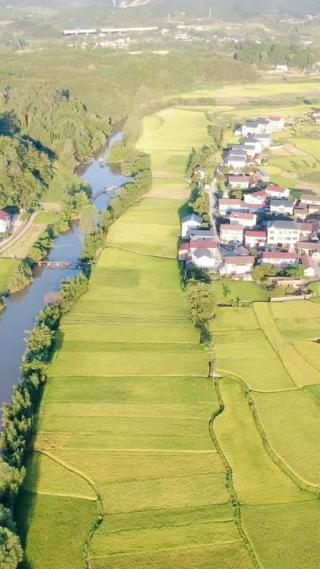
<box><xmin>234</xmin><ymin>41</ymin><xmax>315</xmax><ymax>69</ymax></box>
<box><xmin>0</xmin><ymin>49</ymin><xmax>255</xmax><ymax>210</ymax></box>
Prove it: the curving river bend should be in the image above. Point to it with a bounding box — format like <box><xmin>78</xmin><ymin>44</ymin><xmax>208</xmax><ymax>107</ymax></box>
<box><xmin>0</xmin><ymin>133</ymin><xmax>129</xmax><ymax>408</ymax></box>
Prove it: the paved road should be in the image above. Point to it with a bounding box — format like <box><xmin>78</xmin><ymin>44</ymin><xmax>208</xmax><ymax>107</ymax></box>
<box><xmin>205</xmin><ymin>177</ymin><xmax>219</xmax><ymax>242</ymax></box>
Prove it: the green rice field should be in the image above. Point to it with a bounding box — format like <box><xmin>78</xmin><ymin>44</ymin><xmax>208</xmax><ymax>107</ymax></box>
<box><xmin>19</xmin><ymin>79</ymin><xmax>320</xmax><ymax>569</ymax></box>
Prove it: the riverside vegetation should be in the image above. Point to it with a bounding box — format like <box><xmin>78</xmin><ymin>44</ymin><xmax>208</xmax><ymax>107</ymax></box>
<box><xmin>0</xmin><ymin>146</ymin><xmax>152</xmax><ymax>567</ymax></box>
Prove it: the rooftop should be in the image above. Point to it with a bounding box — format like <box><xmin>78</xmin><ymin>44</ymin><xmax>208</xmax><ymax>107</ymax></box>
<box><xmin>220</xmin><ymin>224</ymin><xmax>245</xmax><ymax>231</ymax></box>
<box><xmin>225</xmin><ymin>256</ymin><xmax>254</xmax><ymax>265</ymax></box>
<box><xmin>270</xmin><ymin>198</ymin><xmax>294</xmax><ymax>207</ymax></box>
<box><xmin>230</xmin><ymin>212</ymin><xmax>256</xmax><ymax>220</ymax></box>
<box><xmin>263</xmin><ymin>251</ymin><xmax>297</xmax><ymax>260</ymax></box>
<box><xmin>268</xmin><ymin>220</ymin><xmax>299</xmax><ymax>230</ymax></box>
<box><xmin>245</xmin><ymin>230</ymin><xmax>267</xmax><ymax>237</ymax></box>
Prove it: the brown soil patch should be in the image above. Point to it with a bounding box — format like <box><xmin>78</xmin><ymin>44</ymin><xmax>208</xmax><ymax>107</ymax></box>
<box><xmin>270</xmin><ymin>143</ymin><xmax>307</xmax><ymax>157</ymax></box>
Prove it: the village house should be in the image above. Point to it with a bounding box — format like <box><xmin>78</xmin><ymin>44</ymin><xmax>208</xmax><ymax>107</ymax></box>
<box><xmin>265</xmin><ymin>184</ymin><xmax>290</xmax><ymax>198</ymax></box>
<box><xmin>308</xmin><ymin>203</ymin><xmax>320</xmax><ymax>215</ymax></box>
<box><xmin>254</xmin><ymin>134</ymin><xmax>272</xmax><ymax>149</ymax></box>
<box><xmin>189</xmin><ymin>229</ymin><xmax>215</xmax><ymax>241</ymax></box>
<box><xmin>312</xmin><ymin>110</ymin><xmax>320</xmax><ymax>125</ymax></box>
<box><xmin>219</xmin><ymin>198</ymin><xmax>245</xmax><ymax>215</ymax></box>
<box><xmin>301</xmin><ymin>255</ymin><xmax>317</xmax><ymax>277</ymax></box>
<box><xmin>228</xmin><ymin>175</ymin><xmax>251</xmax><ymax>190</ymax></box>
<box><xmin>261</xmin><ymin>251</ymin><xmax>297</xmax><ymax>267</ymax></box>
<box><xmin>245</xmin><ymin>202</ymin><xmax>266</xmax><ymax>213</ymax></box>
<box><xmin>245</xmin><ymin>230</ymin><xmax>267</xmax><ymax>248</ymax></box>
<box><xmin>275</xmin><ymin>64</ymin><xmax>289</xmax><ymax>73</ymax></box>
<box><xmin>224</xmin><ymin>153</ymin><xmax>247</xmax><ymax>170</ymax></box>
<box><xmin>267</xmin><ymin>220</ymin><xmax>311</xmax><ymax>248</ymax></box>
<box><xmin>244</xmin><ymin>190</ymin><xmax>268</xmax><ymax>205</ymax></box>
<box><xmin>267</xmin><ymin>116</ymin><xmax>286</xmax><ymax>132</ymax></box>
<box><xmin>256</xmin><ymin>170</ymin><xmax>270</xmax><ymax>183</ymax></box>
<box><xmin>297</xmin><ymin>241</ymin><xmax>320</xmax><ymax>257</ymax></box>
<box><xmin>230</xmin><ymin>212</ymin><xmax>257</xmax><ymax>228</ymax></box>
<box><xmin>236</xmin><ymin>118</ymin><xmax>270</xmax><ymax>137</ymax></box>
<box><xmin>189</xmin><ymin>241</ymin><xmax>221</xmax><ymax>271</ymax></box>
<box><xmin>243</xmin><ymin>136</ymin><xmax>263</xmax><ymax>156</ymax></box>
<box><xmin>0</xmin><ymin>210</ymin><xmax>10</xmax><ymax>234</ymax></box>
<box><xmin>181</xmin><ymin>213</ymin><xmax>202</xmax><ymax>239</ymax></box>
<box><xmin>220</xmin><ymin>224</ymin><xmax>244</xmax><ymax>243</ymax></box>
<box><xmin>298</xmin><ymin>223</ymin><xmax>314</xmax><ymax>240</ymax></box>
<box><xmin>178</xmin><ymin>242</ymin><xmax>190</xmax><ymax>261</ymax></box>
<box><xmin>222</xmin><ymin>255</ymin><xmax>255</xmax><ymax>276</ymax></box>
<box><xmin>300</xmin><ymin>196</ymin><xmax>320</xmax><ymax>210</ymax></box>
<box><xmin>270</xmin><ymin>198</ymin><xmax>294</xmax><ymax>216</ymax></box>
<box><xmin>293</xmin><ymin>203</ymin><xmax>309</xmax><ymax>221</ymax></box>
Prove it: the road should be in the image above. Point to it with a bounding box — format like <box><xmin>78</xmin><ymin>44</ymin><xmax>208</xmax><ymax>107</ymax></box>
<box><xmin>0</xmin><ymin>212</ymin><xmax>38</xmax><ymax>257</ymax></box>
<box><xmin>205</xmin><ymin>176</ymin><xmax>219</xmax><ymax>242</ymax></box>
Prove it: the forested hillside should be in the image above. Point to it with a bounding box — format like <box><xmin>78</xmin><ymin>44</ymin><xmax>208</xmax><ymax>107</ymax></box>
<box><xmin>0</xmin><ymin>50</ymin><xmax>255</xmax><ymax>209</ymax></box>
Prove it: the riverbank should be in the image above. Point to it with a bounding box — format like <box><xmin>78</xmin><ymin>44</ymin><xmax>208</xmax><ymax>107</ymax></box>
<box><xmin>0</xmin><ymin>133</ymin><xmax>130</xmax><ymax>410</ymax></box>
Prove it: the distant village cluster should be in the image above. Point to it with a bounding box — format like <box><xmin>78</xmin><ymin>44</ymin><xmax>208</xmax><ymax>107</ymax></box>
<box><xmin>179</xmin><ymin>115</ymin><xmax>320</xmax><ymax>279</ymax></box>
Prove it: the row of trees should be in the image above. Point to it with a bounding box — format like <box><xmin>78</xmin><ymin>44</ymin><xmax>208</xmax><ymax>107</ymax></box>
<box><xmin>81</xmin><ymin>150</ymin><xmax>152</xmax><ymax>264</ymax></box>
<box><xmin>234</xmin><ymin>41</ymin><xmax>315</xmax><ymax>70</ymax></box>
<box><xmin>0</xmin><ymin>272</ymin><xmax>89</xmax><ymax>568</ymax></box>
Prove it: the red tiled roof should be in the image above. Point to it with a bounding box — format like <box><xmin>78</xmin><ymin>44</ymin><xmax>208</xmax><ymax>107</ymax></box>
<box><xmin>245</xmin><ymin>203</ymin><xmax>265</xmax><ymax>210</ymax></box>
<box><xmin>265</xmin><ymin>184</ymin><xmax>288</xmax><ymax>194</ymax></box>
<box><xmin>190</xmin><ymin>240</ymin><xmax>218</xmax><ymax>249</ymax></box>
<box><xmin>298</xmin><ymin>223</ymin><xmax>313</xmax><ymax>232</ymax></box>
<box><xmin>228</xmin><ymin>175</ymin><xmax>250</xmax><ymax>182</ymax></box>
<box><xmin>0</xmin><ymin>210</ymin><xmax>9</xmax><ymax>221</ymax></box>
<box><xmin>225</xmin><ymin>256</ymin><xmax>254</xmax><ymax>265</ymax></box>
<box><xmin>245</xmin><ymin>230</ymin><xmax>267</xmax><ymax>238</ymax></box>
<box><xmin>179</xmin><ymin>243</ymin><xmax>190</xmax><ymax>252</ymax></box>
<box><xmin>230</xmin><ymin>212</ymin><xmax>256</xmax><ymax>220</ymax></box>
<box><xmin>219</xmin><ymin>199</ymin><xmax>242</xmax><ymax>205</ymax></box>
<box><xmin>297</xmin><ymin>241</ymin><xmax>320</xmax><ymax>250</ymax></box>
<box><xmin>220</xmin><ymin>224</ymin><xmax>245</xmax><ymax>231</ymax></box>
<box><xmin>262</xmin><ymin>252</ymin><xmax>297</xmax><ymax>260</ymax></box>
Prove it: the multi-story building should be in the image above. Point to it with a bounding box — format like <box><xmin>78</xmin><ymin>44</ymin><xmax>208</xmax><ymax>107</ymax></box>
<box><xmin>220</xmin><ymin>224</ymin><xmax>244</xmax><ymax>243</ymax></box>
<box><xmin>270</xmin><ymin>198</ymin><xmax>294</xmax><ymax>216</ymax></box>
<box><xmin>267</xmin><ymin>220</ymin><xmax>311</xmax><ymax>248</ymax></box>
<box><xmin>245</xmin><ymin>230</ymin><xmax>267</xmax><ymax>248</ymax></box>
<box><xmin>230</xmin><ymin>212</ymin><xmax>257</xmax><ymax>228</ymax></box>
<box><xmin>261</xmin><ymin>251</ymin><xmax>297</xmax><ymax>267</ymax></box>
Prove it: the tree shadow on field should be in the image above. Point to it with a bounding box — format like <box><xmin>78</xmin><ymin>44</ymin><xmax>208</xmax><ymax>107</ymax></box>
<box><xmin>0</xmin><ymin>111</ymin><xmax>20</xmax><ymax>137</ymax></box>
<box><xmin>15</xmin><ymin>458</ymin><xmax>40</xmax><ymax>569</ymax></box>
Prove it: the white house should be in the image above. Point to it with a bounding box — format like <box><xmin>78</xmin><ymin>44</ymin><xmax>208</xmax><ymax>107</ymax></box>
<box><xmin>224</xmin><ymin>154</ymin><xmax>247</xmax><ymax>170</ymax></box>
<box><xmin>267</xmin><ymin>221</ymin><xmax>301</xmax><ymax>247</ymax></box>
<box><xmin>222</xmin><ymin>255</ymin><xmax>255</xmax><ymax>276</ymax></box>
<box><xmin>219</xmin><ymin>199</ymin><xmax>244</xmax><ymax>215</ymax></box>
<box><xmin>238</xmin><ymin>118</ymin><xmax>270</xmax><ymax>137</ymax></box>
<box><xmin>0</xmin><ymin>210</ymin><xmax>10</xmax><ymax>234</ymax></box>
<box><xmin>228</xmin><ymin>175</ymin><xmax>250</xmax><ymax>190</ymax></box>
<box><xmin>245</xmin><ymin>230</ymin><xmax>267</xmax><ymax>248</ymax></box>
<box><xmin>220</xmin><ymin>224</ymin><xmax>244</xmax><ymax>243</ymax></box>
<box><xmin>302</xmin><ymin>255</ymin><xmax>317</xmax><ymax>277</ymax></box>
<box><xmin>230</xmin><ymin>212</ymin><xmax>257</xmax><ymax>228</ymax></box>
<box><xmin>254</xmin><ymin>134</ymin><xmax>272</xmax><ymax>148</ymax></box>
<box><xmin>243</xmin><ymin>136</ymin><xmax>263</xmax><ymax>156</ymax></box>
<box><xmin>190</xmin><ymin>241</ymin><xmax>221</xmax><ymax>271</ymax></box>
<box><xmin>265</xmin><ymin>184</ymin><xmax>290</xmax><ymax>198</ymax></box>
<box><xmin>261</xmin><ymin>251</ymin><xmax>297</xmax><ymax>267</ymax></box>
<box><xmin>189</xmin><ymin>229</ymin><xmax>215</xmax><ymax>241</ymax></box>
<box><xmin>301</xmin><ymin>196</ymin><xmax>320</xmax><ymax>207</ymax></box>
<box><xmin>181</xmin><ymin>214</ymin><xmax>202</xmax><ymax>239</ymax></box>
<box><xmin>270</xmin><ymin>198</ymin><xmax>294</xmax><ymax>216</ymax></box>
<box><xmin>267</xmin><ymin>116</ymin><xmax>286</xmax><ymax>132</ymax></box>
<box><xmin>244</xmin><ymin>190</ymin><xmax>268</xmax><ymax>205</ymax></box>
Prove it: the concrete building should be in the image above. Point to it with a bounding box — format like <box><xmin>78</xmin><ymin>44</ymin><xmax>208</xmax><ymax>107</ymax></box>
<box><xmin>261</xmin><ymin>251</ymin><xmax>297</xmax><ymax>267</ymax></box>
<box><xmin>189</xmin><ymin>229</ymin><xmax>215</xmax><ymax>241</ymax></box>
<box><xmin>267</xmin><ymin>220</ymin><xmax>306</xmax><ymax>247</ymax></box>
<box><xmin>224</xmin><ymin>154</ymin><xmax>247</xmax><ymax>170</ymax></box>
<box><xmin>219</xmin><ymin>199</ymin><xmax>244</xmax><ymax>215</ymax></box>
<box><xmin>244</xmin><ymin>190</ymin><xmax>268</xmax><ymax>205</ymax></box>
<box><xmin>189</xmin><ymin>241</ymin><xmax>221</xmax><ymax>271</ymax></box>
<box><xmin>230</xmin><ymin>212</ymin><xmax>257</xmax><ymax>228</ymax></box>
<box><xmin>220</xmin><ymin>224</ymin><xmax>244</xmax><ymax>243</ymax></box>
<box><xmin>0</xmin><ymin>210</ymin><xmax>10</xmax><ymax>234</ymax></box>
<box><xmin>265</xmin><ymin>184</ymin><xmax>290</xmax><ymax>198</ymax></box>
<box><xmin>228</xmin><ymin>175</ymin><xmax>251</xmax><ymax>190</ymax></box>
<box><xmin>181</xmin><ymin>214</ymin><xmax>202</xmax><ymax>239</ymax></box>
<box><xmin>222</xmin><ymin>256</ymin><xmax>255</xmax><ymax>275</ymax></box>
<box><xmin>245</xmin><ymin>230</ymin><xmax>267</xmax><ymax>248</ymax></box>
<box><xmin>270</xmin><ymin>198</ymin><xmax>294</xmax><ymax>216</ymax></box>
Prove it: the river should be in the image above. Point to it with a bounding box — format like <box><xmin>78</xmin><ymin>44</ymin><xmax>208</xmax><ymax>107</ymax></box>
<box><xmin>0</xmin><ymin>133</ymin><xmax>129</xmax><ymax>408</ymax></box>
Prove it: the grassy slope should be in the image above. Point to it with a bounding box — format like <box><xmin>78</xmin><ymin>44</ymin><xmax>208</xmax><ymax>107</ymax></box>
<box><xmin>19</xmin><ymin>106</ymin><xmax>254</xmax><ymax>569</ymax></box>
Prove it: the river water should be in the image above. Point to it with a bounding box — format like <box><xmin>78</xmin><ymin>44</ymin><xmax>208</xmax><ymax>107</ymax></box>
<box><xmin>0</xmin><ymin>133</ymin><xmax>129</xmax><ymax>407</ymax></box>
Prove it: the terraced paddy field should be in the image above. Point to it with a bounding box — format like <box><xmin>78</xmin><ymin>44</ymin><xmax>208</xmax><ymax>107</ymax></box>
<box><xmin>211</xmin><ymin>300</ymin><xmax>320</xmax><ymax>568</ymax></box>
<box><xmin>18</xmin><ymin>106</ymin><xmax>255</xmax><ymax>569</ymax></box>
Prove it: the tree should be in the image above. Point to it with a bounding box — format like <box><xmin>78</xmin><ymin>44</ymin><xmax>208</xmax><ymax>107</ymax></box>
<box><xmin>252</xmin><ymin>263</ymin><xmax>276</xmax><ymax>283</ymax></box>
<box><xmin>0</xmin><ymin>527</ymin><xmax>23</xmax><ymax>569</ymax></box>
<box><xmin>186</xmin><ymin>279</ymin><xmax>215</xmax><ymax>325</ymax></box>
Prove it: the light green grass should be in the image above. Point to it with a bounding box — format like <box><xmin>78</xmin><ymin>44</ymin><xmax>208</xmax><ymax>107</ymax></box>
<box><xmin>253</xmin><ymin>389</ymin><xmax>320</xmax><ymax>487</ymax></box>
<box><xmin>215</xmin><ymin>379</ymin><xmax>309</xmax><ymax>505</ymax></box>
<box><xmin>34</xmin><ymin>212</ymin><xmax>61</xmax><ymax>225</ymax></box>
<box><xmin>0</xmin><ymin>258</ymin><xmax>19</xmax><ymax>293</ymax></box>
<box><xmin>212</xmin><ymin>280</ymin><xmax>268</xmax><ymax>305</ymax></box>
<box><xmin>242</xmin><ymin>501</ymin><xmax>320</xmax><ymax>569</ymax></box>
<box><xmin>254</xmin><ymin>303</ymin><xmax>320</xmax><ymax>387</ymax></box>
